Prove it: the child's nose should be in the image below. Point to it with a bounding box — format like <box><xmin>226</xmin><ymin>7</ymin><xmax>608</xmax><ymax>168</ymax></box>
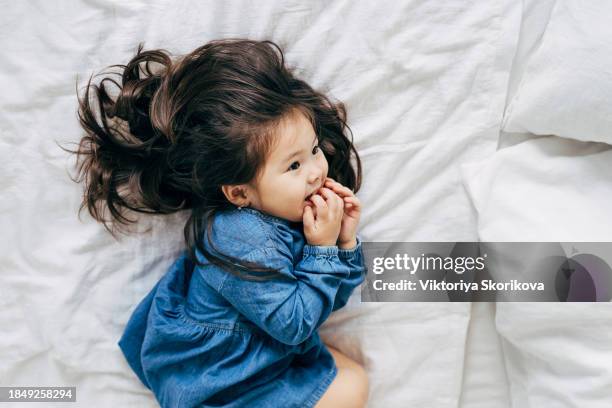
<box><xmin>307</xmin><ymin>169</ymin><xmax>323</xmax><ymax>186</ymax></box>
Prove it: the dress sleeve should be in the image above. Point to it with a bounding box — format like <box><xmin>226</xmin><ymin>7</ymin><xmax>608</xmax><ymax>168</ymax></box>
<box><xmin>217</xmin><ymin>242</ymin><xmax>360</xmax><ymax>345</ymax></box>
<box><xmin>332</xmin><ymin>236</ymin><xmax>366</xmax><ymax>312</ymax></box>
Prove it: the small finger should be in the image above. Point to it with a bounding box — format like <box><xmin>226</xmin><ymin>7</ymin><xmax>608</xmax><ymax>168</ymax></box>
<box><xmin>343</xmin><ymin>195</ymin><xmax>360</xmax><ymax>205</ymax></box>
<box><xmin>318</xmin><ymin>187</ymin><xmax>339</xmax><ymax>203</ymax></box>
<box><xmin>306</xmin><ymin>201</ymin><xmax>318</xmax><ymax>218</ymax></box>
<box><xmin>310</xmin><ymin>194</ymin><xmax>328</xmax><ymax>212</ymax></box>
<box><xmin>325</xmin><ymin>180</ymin><xmax>353</xmax><ymax>197</ymax></box>
<box><xmin>318</xmin><ymin>188</ymin><xmax>341</xmax><ymax>212</ymax></box>
<box><xmin>303</xmin><ymin>206</ymin><xmax>314</xmax><ymax>229</ymax></box>
<box><xmin>332</xmin><ymin>192</ymin><xmax>344</xmax><ymax>215</ymax></box>
<box><xmin>335</xmin><ymin>192</ymin><xmax>345</xmax><ymax>208</ymax></box>
<box><xmin>344</xmin><ymin>197</ymin><xmax>361</xmax><ymax>211</ymax></box>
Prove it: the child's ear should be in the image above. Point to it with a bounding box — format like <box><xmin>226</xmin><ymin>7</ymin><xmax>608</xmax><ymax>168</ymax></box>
<box><xmin>221</xmin><ymin>184</ymin><xmax>250</xmax><ymax>207</ymax></box>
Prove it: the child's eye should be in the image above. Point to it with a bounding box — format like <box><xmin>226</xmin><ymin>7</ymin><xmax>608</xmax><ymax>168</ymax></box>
<box><xmin>312</xmin><ymin>145</ymin><xmax>320</xmax><ymax>155</ymax></box>
<box><xmin>288</xmin><ymin>161</ymin><xmax>300</xmax><ymax>171</ymax></box>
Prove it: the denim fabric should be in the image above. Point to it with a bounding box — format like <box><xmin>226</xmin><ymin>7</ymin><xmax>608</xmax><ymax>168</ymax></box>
<box><xmin>118</xmin><ymin>207</ymin><xmax>366</xmax><ymax>408</ymax></box>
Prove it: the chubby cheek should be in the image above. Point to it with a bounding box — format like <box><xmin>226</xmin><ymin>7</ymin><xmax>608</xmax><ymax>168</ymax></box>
<box><xmin>321</xmin><ymin>157</ymin><xmax>330</xmax><ymax>180</ymax></box>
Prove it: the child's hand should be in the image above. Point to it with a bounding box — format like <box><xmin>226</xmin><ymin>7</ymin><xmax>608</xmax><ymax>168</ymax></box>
<box><xmin>303</xmin><ymin>187</ymin><xmax>344</xmax><ymax>247</ymax></box>
<box><xmin>323</xmin><ymin>178</ymin><xmax>361</xmax><ymax>249</ymax></box>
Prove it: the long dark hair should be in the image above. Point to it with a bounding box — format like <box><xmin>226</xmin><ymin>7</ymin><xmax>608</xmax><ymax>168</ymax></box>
<box><xmin>62</xmin><ymin>39</ymin><xmax>362</xmax><ymax>281</ymax></box>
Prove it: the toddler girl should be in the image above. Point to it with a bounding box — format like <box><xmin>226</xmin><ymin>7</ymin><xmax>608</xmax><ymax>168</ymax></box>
<box><xmin>69</xmin><ymin>39</ymin><xmax>368</xmax><ymax>407</ymax></box>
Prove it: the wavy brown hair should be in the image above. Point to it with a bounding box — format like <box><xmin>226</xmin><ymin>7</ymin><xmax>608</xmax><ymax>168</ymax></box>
<box><xmin>62</xmin><ymin>39</ymin><xmax>362</xmax><ymax>281</ymax></box>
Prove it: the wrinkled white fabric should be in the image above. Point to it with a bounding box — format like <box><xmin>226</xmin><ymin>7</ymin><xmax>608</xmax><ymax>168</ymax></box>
<box><xmin>1</xmin><ymin>1</ymin><xmax>520</xmax><ymax>407</ymax></box>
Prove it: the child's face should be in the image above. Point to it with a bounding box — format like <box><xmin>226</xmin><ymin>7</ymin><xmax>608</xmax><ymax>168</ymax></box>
<box><xmin>247</xmin><ymin>110</ymin><xmax>328</xmax><ymax>222</ymax></box>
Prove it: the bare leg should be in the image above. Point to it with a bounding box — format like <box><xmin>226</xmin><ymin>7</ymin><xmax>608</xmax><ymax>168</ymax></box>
<box><xmin>314</xmin><ymin>345</ymin><xmax>369</xmax><ymax>408</ymax></box>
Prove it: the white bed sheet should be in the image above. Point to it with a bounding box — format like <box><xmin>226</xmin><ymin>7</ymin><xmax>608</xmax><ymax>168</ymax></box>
<box><xmin>0</xmin><ymin>1</ymin><xmax>521</xmax><ymax>407</ymax></box>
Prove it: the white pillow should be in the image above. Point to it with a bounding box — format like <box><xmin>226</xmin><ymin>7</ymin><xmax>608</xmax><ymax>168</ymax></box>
<box><xmin>504</xmin><ymin>0</ymin><xmax>556</xmax><ymax>104</ymax></box>
<box><xmin>503</xmin><ymin>1</ymin><xmax>612</xmax><ymax>145</ymax></box>
<box><xmin>461</xmin><ymin>136</ymin><xmax>612</xmax><ymax>242</ymax></box>
<box><xmin>461</xmin><ymin>136</ymin><xmax>612</xmax><ymax>407</ymax></box>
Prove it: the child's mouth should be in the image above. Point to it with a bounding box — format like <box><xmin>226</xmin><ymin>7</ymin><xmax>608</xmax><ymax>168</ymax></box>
<box><xmin>305</xmin><ymin>186</ymin><xmax>322</xmax><ymax>202</ymax></box>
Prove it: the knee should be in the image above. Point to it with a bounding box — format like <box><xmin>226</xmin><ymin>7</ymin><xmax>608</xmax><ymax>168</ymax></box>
<box><xmin>358</xmin><ymin>365</ymin><xmax>370</xmax><ymax>406</ymax></box>
<box><xmin>326</xmin><ymin>346</ymin><xmax>370</xmax><ymax>406</ymax></box>
<box><xmin>349</xmin><ymin>363</ymin><xmax>370</xmax><ymax>407</ymax></box>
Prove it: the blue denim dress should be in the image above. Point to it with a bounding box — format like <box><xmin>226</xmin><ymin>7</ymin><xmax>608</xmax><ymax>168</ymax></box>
<box><xmin>118</xmin><ymin>207</ymin><xmax>366</xmax><ymax>408</ymax></box>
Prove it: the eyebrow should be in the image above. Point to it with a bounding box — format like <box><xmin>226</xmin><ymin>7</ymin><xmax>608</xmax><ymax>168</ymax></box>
<box><xmin>283</xmin><ymin>134</ymin><xmax>318</xmax><ymax>163</ymax></box>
